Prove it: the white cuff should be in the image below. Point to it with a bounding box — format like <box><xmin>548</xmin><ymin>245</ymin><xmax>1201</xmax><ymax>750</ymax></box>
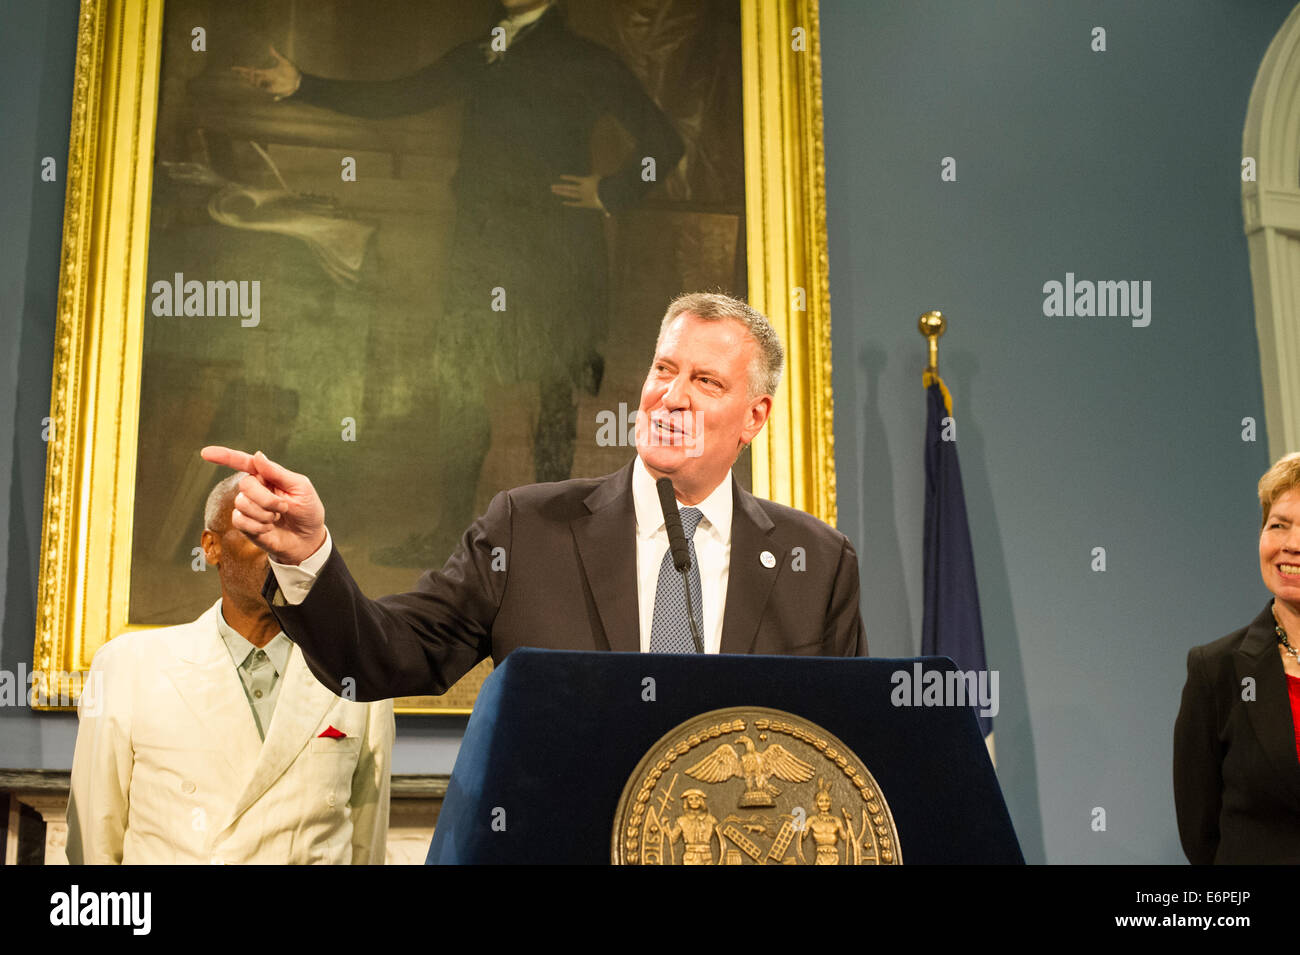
<box><xmin>273</xmin><ymin>69</ymin><xmax>303</xmax><ymax>102</ymax></box>
<box><xmin>268</xmin><ymin>528</ymin><xmax>333</xmax><ymax>606</ymax></box>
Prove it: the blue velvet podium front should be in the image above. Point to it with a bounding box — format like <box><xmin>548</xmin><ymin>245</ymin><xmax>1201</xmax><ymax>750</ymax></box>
<box><xmin>426</xmin><ymin>648</ymin><xmax>1022</xmax><ymax>864</ymax></box>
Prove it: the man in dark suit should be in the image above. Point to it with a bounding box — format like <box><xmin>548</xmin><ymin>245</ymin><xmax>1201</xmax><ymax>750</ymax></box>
<box><xmin>234</xmin><ymin>0</ymin><xmax>685</xmax><ymax>566</ymax></box>
<box><xmin>201</xmin><ymin>292</ymin><xmax>867</xmax><ymax>700</ymax></box>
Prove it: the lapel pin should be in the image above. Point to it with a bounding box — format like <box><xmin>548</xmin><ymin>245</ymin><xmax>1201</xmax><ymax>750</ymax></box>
<box><xmin>760</xmin><ymin>550</ymin><xmax>776</xmax><ymax>568</ymax></box>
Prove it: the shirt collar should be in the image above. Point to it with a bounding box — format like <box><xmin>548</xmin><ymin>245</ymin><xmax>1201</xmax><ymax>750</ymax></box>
<box><xmin>632</xmin><ymin>455</ymin><xmax>733</xmax><ymax>545</ymax></box>
<box><xmin>501</xmin><ymin>2</ymin><xmax>552</xmax><ymax>30</ymax></box>
<box><xmin>217</xmin><ymin>600</ymin><xmax>292</xmax><ymax>675</ymax></box>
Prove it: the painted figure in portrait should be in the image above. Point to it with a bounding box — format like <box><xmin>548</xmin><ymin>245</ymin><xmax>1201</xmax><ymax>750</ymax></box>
<box><xmin>235</xmin><ymin>0</ymin><xmax>684</xmax><ymax>565</ymax></box>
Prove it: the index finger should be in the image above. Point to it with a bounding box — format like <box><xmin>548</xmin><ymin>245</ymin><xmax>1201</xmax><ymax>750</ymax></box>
<box><xmin>201</xmin><ymin>445</ymin><xmax>257</xmax><ymax>472</ymax></box>
<box><xmin>250</xmin><ymin>450</ymin><xmax>302</xmax><ymax>490</ymax></box>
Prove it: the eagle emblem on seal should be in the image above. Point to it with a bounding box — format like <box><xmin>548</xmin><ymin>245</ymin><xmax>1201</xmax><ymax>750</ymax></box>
<box><xmin>685</xmin><ymin>734</ymin><xmax>814</xmax><ymax>807</ymax></box>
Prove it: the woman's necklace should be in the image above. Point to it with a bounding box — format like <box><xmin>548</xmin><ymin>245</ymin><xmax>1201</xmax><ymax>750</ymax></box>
<box><xmin>1275</xmin><ymin>616</ymin><xmax>1300</xmax><ymax>663</ymax></box>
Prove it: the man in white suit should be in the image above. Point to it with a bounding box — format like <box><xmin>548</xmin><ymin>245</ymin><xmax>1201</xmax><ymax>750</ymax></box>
<box><xmin>65</xmin><ymin>475</ymin><xmax>394</xmax><ymax>864</ymax></box>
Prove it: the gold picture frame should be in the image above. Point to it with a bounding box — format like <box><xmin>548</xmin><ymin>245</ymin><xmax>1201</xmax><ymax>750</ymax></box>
<box><xmin>34</xmin><ymin>0</ymin><xmax>835</xmax><ymax>712</ymax></box>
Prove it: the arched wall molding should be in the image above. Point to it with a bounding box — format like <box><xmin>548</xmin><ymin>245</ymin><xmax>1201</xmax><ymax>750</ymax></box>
<box><xmin>1243</xmin><ymin>3</ymin><xmax>1300</xmax><ymax>463</ymax></box>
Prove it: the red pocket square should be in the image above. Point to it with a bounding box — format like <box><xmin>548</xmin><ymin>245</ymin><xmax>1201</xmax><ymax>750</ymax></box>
<box><xmin>317</xmin><ymin>725</ymin><xmax>347</xmax><ymax>739</ymax></box>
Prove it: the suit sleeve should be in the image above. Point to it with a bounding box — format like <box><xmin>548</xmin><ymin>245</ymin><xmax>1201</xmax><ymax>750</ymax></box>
<box><xmin>264</xmin><ymin>489</ymin><xmax>512</xmax><ymax>700</ymax></box>
<box><xmin>824</xmin><ymin>536</ymin><xmax>868</xmax><ymax>656</ymax></box>
<box><xmin>291</xmin><ymin>42</ymin><xmax>479</xmax><ymax>119</ymax></box>
<box><xmin>349</xmin><ymin>699</ymin><xmax>394</xmax><ymax>865</ymax></box>
<box><xmin>588</xmin><ymin>49</ymin><xmax>684</xmax><ymax>214</ymax></box>
<box><xmin>1173</xmin><ymin>645</ymin><xmax>1223</xmax><ymax>864</ymax></box>
<box><xmin>65</xmin><ymin>642</ymin><xmax>133</xmax><ymax>864</ymax></box>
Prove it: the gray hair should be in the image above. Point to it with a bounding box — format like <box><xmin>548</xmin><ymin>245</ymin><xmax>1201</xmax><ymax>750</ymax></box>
<box><xmin>203</xmin><ymin>473</ymin><xmax>244</xmax><ymax>532</ymax></box>
<box><xmin>656</xmin><ymin>292</ymin><xmax>784</xmax><ymax>398</ymax></box>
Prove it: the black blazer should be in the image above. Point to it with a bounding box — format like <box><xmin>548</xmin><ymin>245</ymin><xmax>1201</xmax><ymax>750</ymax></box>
<box><xmin>1173</xmin><ymin>600</ymin><xmax>1300</xmax><ymax>863</ymax></box>
<box><xmin>262</xmin><ymin>460</ymin><xmax>868</xmax><ymax>700</ymax></box>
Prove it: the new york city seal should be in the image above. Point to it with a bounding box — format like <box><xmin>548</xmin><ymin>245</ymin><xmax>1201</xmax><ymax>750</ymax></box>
<box><xmin>612</xmin><ymin>706</ymin><xmax>901</xmax><ymax>865</ymax></box>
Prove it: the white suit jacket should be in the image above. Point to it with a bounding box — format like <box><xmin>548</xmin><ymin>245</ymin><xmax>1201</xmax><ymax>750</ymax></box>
<box><xmin>65</xmin><ymin>601</ymin><xmax>394</xmax><ymax>864</ymax></box>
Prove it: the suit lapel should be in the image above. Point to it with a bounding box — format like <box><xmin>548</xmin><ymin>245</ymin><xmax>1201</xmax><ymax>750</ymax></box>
<box><xmin>220</xmin><ymin>645</ymin><xmax>338</xmax><ymax>832</ymax></box>
<box><xmin>1234</xmin><ymin>602</ymin><xmax>1300</xmax><ymax>806</ymax></box>
<box><xmin>572</xmin><ymin>461</ymin><xmax>640</xmax><ymax>652</ymax></box>
<box><xmin>161</xmin><ymin>603</ymin><xmax>262</xmax><ymax>785</ymax></box>
<box><xmin>720</xmin><ymin>482</ymin><xmax>780</xmax><ymax>655</ymax></box>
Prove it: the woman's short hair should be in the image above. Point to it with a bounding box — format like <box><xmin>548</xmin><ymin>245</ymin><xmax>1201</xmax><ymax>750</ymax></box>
<box><xmin>657</xmin><ymin>291</ymin><xmax>785</xmax><ymax>398</ymax></box>
<box><xmin>1258</xmin><ymin>452</ymin><xmax>1300</xmax><ymax>528</ymax></box>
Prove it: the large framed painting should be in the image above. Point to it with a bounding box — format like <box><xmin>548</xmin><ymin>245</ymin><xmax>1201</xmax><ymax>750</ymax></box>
<box><xmin>34</xmin><ymin>0</ymin><xmax>835</xmax><ymax>712</ymax></box>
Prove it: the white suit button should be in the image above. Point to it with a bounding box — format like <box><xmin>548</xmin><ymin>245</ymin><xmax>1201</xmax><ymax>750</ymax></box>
<box><xmin>326</xmin><ymin>793</ymin><xmax>337</xmax><ymax>807</ymax></box>
<box><xmin>181</xmin><ymin>780</ymin><xmax>196</xmax><ymax>794</ymax></box>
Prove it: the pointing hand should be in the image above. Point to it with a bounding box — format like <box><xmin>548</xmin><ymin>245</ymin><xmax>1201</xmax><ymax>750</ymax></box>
<box><xmin>200</xmin><ymin>446</ymin><xmax>325</xmax><ymax>565</ymax></box>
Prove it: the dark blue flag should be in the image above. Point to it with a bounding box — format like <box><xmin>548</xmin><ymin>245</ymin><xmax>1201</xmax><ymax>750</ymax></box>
<box><xmin>922</xmin><ymin>376</ymin><xmax>993</xmax><ymax>744</ymax></box>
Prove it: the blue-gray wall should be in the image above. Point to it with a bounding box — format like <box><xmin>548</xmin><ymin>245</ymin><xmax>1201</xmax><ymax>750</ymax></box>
<box><xmin>2</xmin><ymin>0</ymin><xmax>1292</xmax><ymax>862</ymax></box>
<box><xmin>823</xmin><ymin>0</ymin><xmax>1293</xmax><ymax>862</ymax></box>
<box><xmin>1</xmin><ymin>0</ymin><xmax>80</xmax><ymax>769</ymax></box>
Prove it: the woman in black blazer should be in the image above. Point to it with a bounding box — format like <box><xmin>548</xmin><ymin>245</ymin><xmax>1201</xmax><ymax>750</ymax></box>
<box><xmin>1174</xmin><ymin>453</ymin><xmax>1300</xmax><ymax>863</ymax></box>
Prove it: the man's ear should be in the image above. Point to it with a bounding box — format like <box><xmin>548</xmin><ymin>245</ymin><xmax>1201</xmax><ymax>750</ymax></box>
<box><xmin>200</xmin><ymin>528</ymin><xmax>221</xmax><ymax>568</ymax></box>
<box><xmin>741</xmin><ymin>395</ymin><xmax>772</xmax><ymax>443</ymax></box>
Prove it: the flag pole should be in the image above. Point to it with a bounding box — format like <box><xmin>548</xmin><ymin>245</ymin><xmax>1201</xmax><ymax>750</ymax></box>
<box><xmin>917</xmin><ymin>309</ymin><xmax>996</xmax><ymax>765</ymax></box>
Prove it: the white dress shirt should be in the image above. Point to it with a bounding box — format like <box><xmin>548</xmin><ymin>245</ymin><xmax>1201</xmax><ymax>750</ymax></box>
<box><xmin>631</xmin><ymin>456</ymin><xmax>731</xmax><ymax>654</ymax></box>
<box><xmin>270</xmin><ymin>456</ymin><xmax>734</xmax><ymax>653</ymax></box>
<box><xmin>269</xmin><ymin>529</ymin><xmax>332</xmax><ymax>606</ymax></box>
<box><xmin>487</xmin><ymin>2</ymin><xmax>553</xmax><ymax>61</ymax></box>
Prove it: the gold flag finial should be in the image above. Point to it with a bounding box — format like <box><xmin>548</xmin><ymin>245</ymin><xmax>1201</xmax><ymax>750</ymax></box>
<box><xmin>918</xmin><ymin>310</ymin><xmax>946</xmax><ymax>375</ymax></box>
<box><xmin>918</xmin><ymin>311</ymin><xmax>952</xmax><ymax>411</ymax></box>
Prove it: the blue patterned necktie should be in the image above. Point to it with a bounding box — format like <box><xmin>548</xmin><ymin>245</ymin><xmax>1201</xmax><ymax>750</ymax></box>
<box><xmin>648</xmin><ymin>506</ymin><xmax>705</xmax><ymax>653</ymax></box>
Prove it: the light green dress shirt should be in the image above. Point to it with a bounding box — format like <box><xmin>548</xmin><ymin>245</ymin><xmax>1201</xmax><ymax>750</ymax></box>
<box><xmin>217</xmin><ymin>602</ymin><xmax>293</xmax><ymax>741</ymax></box>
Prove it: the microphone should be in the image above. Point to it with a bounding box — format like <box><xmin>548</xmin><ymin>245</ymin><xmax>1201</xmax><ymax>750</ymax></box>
<box><xmin>657</xmin><ymin>478</ymin><xmax>690</xmax><ymax>572</ymax></box>
<box><xmin>656</xmin><ymin>478</ymin><xmax>705</xmax><ymax>654</ymax></box>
